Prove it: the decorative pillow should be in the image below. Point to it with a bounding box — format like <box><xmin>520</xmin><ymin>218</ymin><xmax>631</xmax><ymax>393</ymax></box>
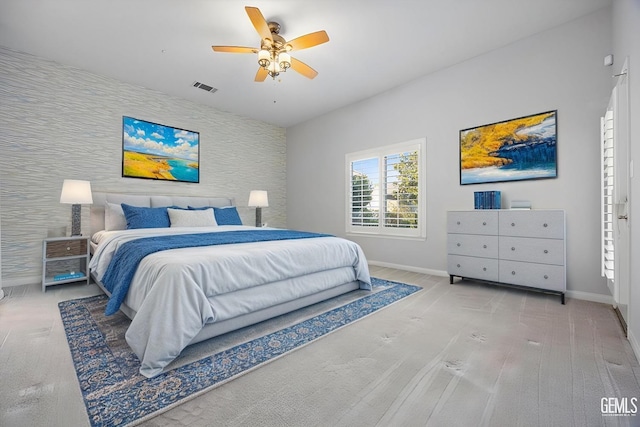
<box><xmin>121</xmin><ymin>204</ymin><xmax>171</xmax><ymax>229</ymax></box>
<box><xmin>213</xmin><ymin>206</ymin><xmax>243</xmax><ymax>226</ymax></box>
<box><xmin>168</xmin><ymin>208</ymin><xmax>218</xmax><ymax>227</ymax></box>
<box><xmin>104</xmin><ymin>202</ymin><xmax>127</xmax><ymax>231</ymax></box>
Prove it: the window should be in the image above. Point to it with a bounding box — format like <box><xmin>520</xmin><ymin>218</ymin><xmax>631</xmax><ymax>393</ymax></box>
<box><xmin>346</xmin><ymin>138</ymin><xmax>426</xmax><ymax>238</ymax></box>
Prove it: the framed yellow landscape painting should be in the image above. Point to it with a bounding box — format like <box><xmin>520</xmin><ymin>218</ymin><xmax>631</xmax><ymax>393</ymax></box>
<box><xmin>122</xmin><ymin>116</ymin><xmax>200</xmax><ymax>183</ymax></box>
<box><xmin>459</xmin><ymin>110</ymin><xmax>557</xmax><ymax>185</ymax></box>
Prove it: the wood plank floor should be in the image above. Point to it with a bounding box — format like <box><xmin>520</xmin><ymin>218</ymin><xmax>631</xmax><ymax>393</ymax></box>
<box><xmin>1</xmin><ymin>266</ymin><xmax>639</xmax><ymax>426</ymax></box>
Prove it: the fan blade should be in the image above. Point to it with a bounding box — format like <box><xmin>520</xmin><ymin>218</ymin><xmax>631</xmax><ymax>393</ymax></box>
<box><xmin>290</xmin><ymin>57</ymin><xmax>318</xmax><ymax>79</ymax></box>
<box><xmin>245</xmin><ymin>6</ymin><xmax>272</xmax><ymax>42</ymax></box>
<box><xmin>286</xmin><ymin>30</ymin><xmax>329</xmax><ymax>51</ymax></box>
<box><xmin>255</xmin><ymin>67</ymin><xmax>268</xmax><ymax>82</ymax></box>
<box><xmin>212</xmin><ymin>46</ymin><xmax>258</xmax><ymax>54</ymax></box>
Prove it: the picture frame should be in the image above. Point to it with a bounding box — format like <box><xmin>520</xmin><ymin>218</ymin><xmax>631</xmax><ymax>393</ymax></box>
<box><xmin>459</xmin><ymin>110</ymin><xmax>557</xmax><ymax>185</ymax></box>
<box><xmin>122</xmin><ymin>116</ymin><xmax>200</xmax><ymax>183</ymax></box>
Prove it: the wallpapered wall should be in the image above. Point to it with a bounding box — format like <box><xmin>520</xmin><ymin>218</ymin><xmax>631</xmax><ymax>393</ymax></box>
<box><xmin>0</xmin><ymin>47</ymin><xmax>286</xmax><ymax>285</ymax></box>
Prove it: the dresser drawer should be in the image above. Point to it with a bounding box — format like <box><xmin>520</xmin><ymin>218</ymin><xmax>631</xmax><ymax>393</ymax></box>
<box><xmin>447</xmin><ymin>211</ymin><xmax>498</xmax><ymax>235</ymax></box>
<box><xmin>447</xmin><ymin>234</ymin><xmax>498</xmax><ymax>258</ymax></box>
<box><xmin>448</xmin><ymin>255</ymin><xmax>499</xmax><ymax>282</ymax></box>
<box><xmin>499</xmin><ymin>260</ymin><xmax>565</xmax><ymax>292</ymax></box>
<box><xmin>499</xmin><ymin>236</ymin><xmax>564</xmax><ymax>265</ymax></box>
<box><xmin>499</xmin><ymin>210</ymin><xmax>564</xmax><ymax>239</ymax></box>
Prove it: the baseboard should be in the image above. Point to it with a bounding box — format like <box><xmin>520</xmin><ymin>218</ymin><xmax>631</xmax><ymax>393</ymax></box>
<box><xmin>368</xmin><ymin>260</ymin><xmax>613</xmax><ymax>305</ymax></box>
<box><xmin>565</xmin><ymin>290</ymin><xmax>613</xmax><ymax>305</ymax></box>
<box><xmin>1</xmin><ymin>275</ymin><xmax>41</xmax><ymax>287</ymax></box>
<box><xmin>367</xmin><ymin>260</ymin><xmax>448</xmax><ymax>278</ymax></box>
<box><xmin>628</xmin><ymin>329</ymin><xmax>640</xmax><ymax>365</ymax></box>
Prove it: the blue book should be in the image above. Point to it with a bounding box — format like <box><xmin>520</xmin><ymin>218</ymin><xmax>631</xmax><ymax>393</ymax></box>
<box><xmin>53</xmin><ymin>272</ymin><xmax>85</xmax><ymax>281</ymax></box>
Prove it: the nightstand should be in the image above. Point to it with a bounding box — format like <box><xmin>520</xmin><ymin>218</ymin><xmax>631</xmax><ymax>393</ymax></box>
<box><xmin>42</xmin><ymin>236</ymin><xmax>90</xmax><ymax>292</ymax></box>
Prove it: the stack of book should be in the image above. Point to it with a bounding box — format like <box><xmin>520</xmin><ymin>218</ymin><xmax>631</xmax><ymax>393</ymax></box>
<box><xmin>474</xmin><ymin>191</ymin><xmax>501</xmax><ymax>209</ymax></box>
<box><xmin>53</xmin><ymin>271</ymin><xmax>85</xmax><ymax>281</ymax></box>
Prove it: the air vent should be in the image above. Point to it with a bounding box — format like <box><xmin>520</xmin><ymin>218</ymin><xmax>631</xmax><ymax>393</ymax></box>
<box><xmin>192</xmin><ymin>81</ymin><xmax>218</xmax><ymax>93</ymax></box>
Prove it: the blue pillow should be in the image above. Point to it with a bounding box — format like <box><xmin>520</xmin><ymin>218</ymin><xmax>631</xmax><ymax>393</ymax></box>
<box><xmin>121</xmin><ymin>204</ymin><xmax>171</xmax><ymax>229</ymax></box>
<box><xmin>213</xmin><ymin>206</ymin><xmax>243</xmax><ymax>226</ymax></box>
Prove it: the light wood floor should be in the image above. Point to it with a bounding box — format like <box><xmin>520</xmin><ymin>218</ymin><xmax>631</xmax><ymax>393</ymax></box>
<box><xmin>1</xmin><ymin>267</ymin><xmax>639</xmax><ymax>427</ymax></box>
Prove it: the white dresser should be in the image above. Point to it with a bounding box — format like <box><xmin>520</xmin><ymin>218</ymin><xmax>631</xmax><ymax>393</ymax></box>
<box><xmin>447</xmin><ymin>210</ymin><xmax>566</xmax><ymax>303</ymax></box>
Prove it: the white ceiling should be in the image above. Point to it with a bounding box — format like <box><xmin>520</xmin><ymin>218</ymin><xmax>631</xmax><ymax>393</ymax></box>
<box><xmin>0</xmin><ymin>0</ymin><xmax>611</xmax><ymax>128</ymax></box>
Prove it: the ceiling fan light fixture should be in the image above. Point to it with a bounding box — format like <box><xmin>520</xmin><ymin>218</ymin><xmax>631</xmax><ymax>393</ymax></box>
<box><xmin>267</xmin><ymin>59</ymin><xmax>280</xmax><ymax>78</ymax></box>
<box><xmin>258</xmin><ymin>49</ymin><xmax>271</xmax><ymax>68</ymax></box>
<box><xmin>212</xmin><ymin>7</ymin><xmax>328</xmax><ymax>82</ymax></box>
<box><xmin>278</xmin><ymin>52</ymin><xmax>291</xmax><ymax>70</ymax></box>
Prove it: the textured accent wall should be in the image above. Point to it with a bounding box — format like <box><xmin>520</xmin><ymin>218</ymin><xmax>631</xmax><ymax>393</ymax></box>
<box><xmin>0</xmin><ymin>47</ymin><xmax>286</xmax><ymax>285</ymax></box>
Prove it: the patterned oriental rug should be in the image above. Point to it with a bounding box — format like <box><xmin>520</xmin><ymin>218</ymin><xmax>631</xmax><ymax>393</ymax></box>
<box><xmin>59</xmin><ymin>278</ymin><xmax>421</xmax><ymax>427</ymax></box>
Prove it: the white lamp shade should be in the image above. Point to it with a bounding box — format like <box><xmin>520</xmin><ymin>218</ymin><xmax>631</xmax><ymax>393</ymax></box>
<box><xmin>258</xmin><ymin>49</ymin><xmax>270</xmax><ymax>67</ymax></box>
<box><xmin>248</xmin><ymin>190</ymin><xmax>269</xmax><ymax>207</ymax></box>
<box><xmin>60</xmin><ymin>180</ymin><xmax>93</xmax><ymax>204</ymax></box>
<box><xmin>278</xmin><ymin>52</ymin><xmax>291</xmax><ymax>69</ymax></box>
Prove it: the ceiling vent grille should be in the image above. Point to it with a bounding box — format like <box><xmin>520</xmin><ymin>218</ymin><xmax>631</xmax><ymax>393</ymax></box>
<box><xmin>192</xmin><ymin>81</ymin><xmax>218</xmax><ymax>93</ymax></box>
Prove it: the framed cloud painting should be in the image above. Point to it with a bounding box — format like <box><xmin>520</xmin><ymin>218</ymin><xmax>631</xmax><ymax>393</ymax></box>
<box><xmin>122</xmin><ymin>116</ymin><xmax>200</xmax><ymax>183</ymax></box>
<box><xmin>459</xmin><ymin>110</ymin><xmax>557</xmax><ymax>185</ymax></box>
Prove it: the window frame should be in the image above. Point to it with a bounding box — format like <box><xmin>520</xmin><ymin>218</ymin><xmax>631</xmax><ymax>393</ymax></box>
<box><xmin>345</xmin><ymin>138</ymin><xmax>426</xmax><ymax>239</ymax></box>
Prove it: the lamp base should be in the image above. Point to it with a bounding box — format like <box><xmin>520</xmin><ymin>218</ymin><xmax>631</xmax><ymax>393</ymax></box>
<box><xmin>70</xmin><ymin>204</ymin><xmax>82</xmax><ymax>236</ymax></box>
<box><xmin>255</xmin><ymin>207</ymin><xmax>262</xmax><ymax>228</ymax></box>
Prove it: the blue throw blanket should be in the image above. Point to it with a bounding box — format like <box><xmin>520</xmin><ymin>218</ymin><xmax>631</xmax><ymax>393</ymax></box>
<box><xmin>101</xmin><ymin>229</ymin><xmax>331</xmax><ymax>315</ymax></box>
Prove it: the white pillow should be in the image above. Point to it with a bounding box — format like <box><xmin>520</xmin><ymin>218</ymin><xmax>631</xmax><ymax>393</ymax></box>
<box><xmin>168</xmin><ymin>208</ymin><xmax>218</xmax><ymax>227</ymax></box>
<box><xmin>104</xmin><ymin>202</ymin><xmax>126</xmax><ymax>231</ymax></box>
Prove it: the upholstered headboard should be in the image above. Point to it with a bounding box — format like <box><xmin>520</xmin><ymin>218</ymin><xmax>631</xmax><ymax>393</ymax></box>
<box><xmin>90</xmin><ymin>192</ymin><xmax>235</xmax><ymax>235</ymax></box>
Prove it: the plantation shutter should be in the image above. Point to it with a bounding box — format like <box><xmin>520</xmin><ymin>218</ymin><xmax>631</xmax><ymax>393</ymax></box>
<box><xmin>383</xmin><ymin>151</ymin><xmax>419</xmax><ymax>229</ymax></box>
<box><xmin>601</xmin><ymin>110</ymin><xmax>615</xmax><ymax>282</ymax></box>
<box><xmin>350</xmin><ymin>158</ymin><xmax>380</xmax><ymax>227</ymax></box>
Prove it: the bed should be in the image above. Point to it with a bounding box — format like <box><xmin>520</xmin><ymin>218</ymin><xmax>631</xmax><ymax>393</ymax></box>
<box><xmin>89</xmin><ymin>192</ymin><xmax>371</xmax><ymax>378</ymax></box>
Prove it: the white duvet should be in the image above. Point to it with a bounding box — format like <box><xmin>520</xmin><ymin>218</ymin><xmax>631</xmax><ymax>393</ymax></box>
<box><xmin>89</xmin><ymin>226</ymin><xmax>371</xmax><ymax>377</ymax></box>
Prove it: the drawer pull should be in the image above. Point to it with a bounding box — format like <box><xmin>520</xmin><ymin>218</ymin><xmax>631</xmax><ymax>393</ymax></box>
<box><xmin>511</xmin><ymin>271</ymin><xmax>516</xmax><ymax>275</ymax></box>
<box><xmin>511</xmin><ymin>247</ymin><xmax>515</xmax><ymax>251</ymax></box>
<box><xmin>483</xmin><ymin>267</ymin><xmax>487</xmax><ymax>271</ymax></box>
<box><xmin>511</xmin><ymin>222</ymin><xmax>515</xmax><ymax>227</ymax></box>
<box><xmin>457</xmin><ymin>264</ymin><xmax>461</xmax><ymax>268</ymax></box>
<box><xmin>544</xmin><ymin>275</ymin><xmax>549</xmax><ymax>279</ymax></box>
<box><xmin>483</xmin><ymin>244</ymin><xmax>487</xmax><ymax>249</ymax></box>
<box><xmin>482</xmin><ymin>221</ymin><xmax>487</xmax><ymax>226</ymax></box>
<box><xmin>544</xmin><ymin>249</ymin><xmax>548</xmax><ymax>254</ymax></box>
<box><xmin>457</xmin><ymin>243</ymin><xmax>461</xmax><ymax>247</ymax></box>
<box><xmin>543</xmin><ymin>223</ymin><xmax>548</xmax><ymax>228</ymax></box>
<box><xmin>66</xmin><ymin>247</ymin><xmax>71</xmax><ymax>251</ymax></box>
<box><xmin>457</xmin><ymin>221</ymin><xmax>461</xmax><ymax>225</ymax></box>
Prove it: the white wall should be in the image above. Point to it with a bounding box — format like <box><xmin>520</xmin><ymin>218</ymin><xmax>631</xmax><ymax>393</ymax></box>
<box><xmin>612</xmin><ymin>0</ymin><xmax>640</xmax><ymax>356</ymax></box>
<box><xmin>0</xmin><ymin>47</ymin><xmax>286</xmax><ymax>286</ymax></box>
<box><xmin>0</xmin><ymin>179</ymin><xmax>3</xmax><ymax>300</ymax></box>
<box><xmin>287</xmin><ymin>8</ymin><xmax>613</xmax><ymax>299</ymax></box>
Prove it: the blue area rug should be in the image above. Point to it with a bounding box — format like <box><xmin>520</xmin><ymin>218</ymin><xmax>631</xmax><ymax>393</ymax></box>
<box><xmin>59</xmin><ymin>278</ymin><xmax>421</xmax><ymax>426</ymax></box>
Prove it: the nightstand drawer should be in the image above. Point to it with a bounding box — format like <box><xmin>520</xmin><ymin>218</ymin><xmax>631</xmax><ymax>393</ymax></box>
<box><xmin>46</xmin><ymin>239</ymin><xmax>88</xmax><ymax>258</ymax></box>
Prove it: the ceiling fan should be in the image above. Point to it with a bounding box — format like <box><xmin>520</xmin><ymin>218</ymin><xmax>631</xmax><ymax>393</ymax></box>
<box><xmin>212</xmin><ymin>6</ymin><xmax>329</xmax><ymax>82</ymax></box>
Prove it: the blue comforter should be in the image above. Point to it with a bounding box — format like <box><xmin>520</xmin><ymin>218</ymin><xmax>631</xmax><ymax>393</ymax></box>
<box><xmin>102</xmin><ymin>229</ymin><xmax>331</xmax><ymax>315</ymax></box>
